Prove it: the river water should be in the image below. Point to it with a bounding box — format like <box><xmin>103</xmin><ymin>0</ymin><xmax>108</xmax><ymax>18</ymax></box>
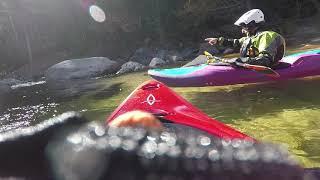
<box><xmin>0</xmin><ymin>46</ymin><xmax>320</xmax><ymax>168</ymax></box>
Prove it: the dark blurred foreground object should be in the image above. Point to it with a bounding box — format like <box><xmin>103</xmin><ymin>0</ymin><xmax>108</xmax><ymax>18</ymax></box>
<box><xmin>0</xmin><ymin>112</ymin><xmax>319</xmax><ymax>180</ymax></box>
<box><xmin>0</xmin><ymin>112</ymin><xmax>87</xmax><ymax>179</ymax></box>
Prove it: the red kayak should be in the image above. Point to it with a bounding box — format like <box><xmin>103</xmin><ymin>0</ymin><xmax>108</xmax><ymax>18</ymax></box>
<box><xmin>107</xmin><ymin>80</ymin><xmax>254</xmax><ymax>140</ymax></box>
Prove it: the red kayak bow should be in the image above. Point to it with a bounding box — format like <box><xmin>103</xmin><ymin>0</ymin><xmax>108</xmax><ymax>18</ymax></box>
<box><xmin>107</xmin><ymin>80</ymin><xmax>254</xmax><ymax>141</ymax></box>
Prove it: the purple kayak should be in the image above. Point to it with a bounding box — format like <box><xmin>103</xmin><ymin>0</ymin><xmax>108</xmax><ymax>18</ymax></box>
<box><xmin>148</xmin><ymin>53</ymin><xmax>320</xmax><ymax>87</ymax></box>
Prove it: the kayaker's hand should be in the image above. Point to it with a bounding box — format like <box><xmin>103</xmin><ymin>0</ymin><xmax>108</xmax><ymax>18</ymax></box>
<box><xmin>206</xmin><ymin>56</ymin><xmax>223</xmax><ymax>64</ymax></box>
<box><xmin>205</xmin><ymin>38</ymin><xmax>218</xmax><ymax>45</ymax></box>
<box><xmin>108</xmin><ymin>110</ymin><xmax>163</xmax><ymax>131</ymax></box>
<box><xmin>206</xmin><ymin>58</ymin><xmax>216</xmax><ymax>64</ymax></box>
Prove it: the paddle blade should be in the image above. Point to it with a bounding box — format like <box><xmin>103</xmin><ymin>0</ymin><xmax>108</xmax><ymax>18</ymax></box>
<box><xmin>248</xmin><ymin>65</ymin><xmax>280</xmax><ymax>77</ymax></box>
<box><xmin>237</xmin><ymin>62</ymin><xmax>280</xmax><ymax>78</ymax></box>
<box><xmin>107</xmin><ymin>80</ymin><xmax>254</xmax><ymax>140</ymax></box>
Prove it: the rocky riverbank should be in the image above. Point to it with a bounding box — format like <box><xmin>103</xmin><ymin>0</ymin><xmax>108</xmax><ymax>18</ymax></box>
<box><xmin>1</xmin><ymin>24</ymin><xmax>320</xmax><ymax>97</ymax></box>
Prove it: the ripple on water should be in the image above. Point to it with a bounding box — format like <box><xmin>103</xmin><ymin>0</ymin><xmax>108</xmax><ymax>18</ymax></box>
<box><xmin>0</xmin><ymin>103</ymin><xmax>59</xmax><ymax>132</ymax></box>
<box><xmin>11</xmin><ymin>81</ymin><xmax>46</xmax><ymax>90</ymax></box>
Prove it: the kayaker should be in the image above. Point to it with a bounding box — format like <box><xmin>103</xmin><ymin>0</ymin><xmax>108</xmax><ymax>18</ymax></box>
<box><xmin>205</xmin><ymin>9</ymin><xmax>286</xmax><ymax>68</ymax></box>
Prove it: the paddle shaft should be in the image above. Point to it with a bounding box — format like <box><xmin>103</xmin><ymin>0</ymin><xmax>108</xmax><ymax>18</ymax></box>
<box><xmin>204</xmin><ymin>52</ymin><xmax>280</xmax><ymax>78</ymax></box>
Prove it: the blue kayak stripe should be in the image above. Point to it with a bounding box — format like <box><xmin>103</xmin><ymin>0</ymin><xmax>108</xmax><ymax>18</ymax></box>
<box><xmin>152</xmin><ymin>64</ymin><xmax>207</xmax><ymax>76</ymax></box>
<box><xmin>287</xmin><ymin>49</ymin><xmax>320</xmax><ymax>57</ymax></box>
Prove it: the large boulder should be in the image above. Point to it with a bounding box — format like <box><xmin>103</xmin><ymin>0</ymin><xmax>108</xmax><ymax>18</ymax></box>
<box><xmin>45</xmin><ymin>57</ymin><xmax>121</xmax><ymax>82</ymax></box>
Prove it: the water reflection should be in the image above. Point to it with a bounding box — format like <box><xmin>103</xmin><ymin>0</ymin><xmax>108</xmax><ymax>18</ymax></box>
<box><xmin>180</xmin><ymin>76</ymin><xmax>320</xmax><ymax>122</ymax></box>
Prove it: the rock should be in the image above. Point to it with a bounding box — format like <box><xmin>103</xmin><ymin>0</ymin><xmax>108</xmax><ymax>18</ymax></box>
<box><xmin>149</xmin><ymin>58</ymin><xmax>167</xmax><ymax>68</ymax></box>
<box><xmin>45</xmin><ymin>57</ymin><xmax>121</xmax><ymax>82</ymax></box>
<box><xmin>116</xmin><ymin>61</ymin><xmax>146</xmax><ymax>75</ymax></box>
<box><xmin>129</xmin><ymin>48</ymin><xmax>155</xmax><ymax>65</ymax></box>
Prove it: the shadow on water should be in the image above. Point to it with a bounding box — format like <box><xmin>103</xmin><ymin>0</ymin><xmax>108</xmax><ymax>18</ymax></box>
<box><xmin>91</xmin><ymin>83</ymin><xmax>123</xmax><ymax>100</ymax></box>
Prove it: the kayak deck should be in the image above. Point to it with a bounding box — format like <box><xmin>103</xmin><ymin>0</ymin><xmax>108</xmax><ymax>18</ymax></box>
<box><xmin>107</xmin><ymin>80</ymin><xmax>254</xmax><ymax>140</ymax></box>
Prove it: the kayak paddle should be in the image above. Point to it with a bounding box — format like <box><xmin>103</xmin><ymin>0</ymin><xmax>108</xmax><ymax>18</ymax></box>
<box><xmin>204</xmin><ymin>51</ymin><xmax>280</xmax><ymax>78</ymax></box>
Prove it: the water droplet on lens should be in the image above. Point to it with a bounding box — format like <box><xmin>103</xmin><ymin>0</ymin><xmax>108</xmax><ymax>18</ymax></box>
<box><xmin>122</xmin><ymin>139</ymin><xmax>137</xmax><ymax>151</ymax></box>
<box><xmin>67</xmin><ymin>134</ymin><xmax>83</xmax><ymax>144</ymax></box>
<box><xmin>109</xmin><ymin>136</ymin><xmax>122</xmax><ymax>149</ymax></box>
<box><xmin>94</xmin><ymin>126</ymin><xmax>105</xmax><ymax>137</ymax></box>
<box><xmin>198</xmin><ymin>136</ymin><xmax>211</xmax><ymax>146</ymax></box>
<box><xmin>208</xmin><ymin>149</ymin><xmax>220</xmax><ymax>161</ymax></box>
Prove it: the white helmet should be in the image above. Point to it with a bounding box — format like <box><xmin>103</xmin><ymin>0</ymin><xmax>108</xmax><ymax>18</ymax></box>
<box><xmin>234</xmin><ymin>9</ymin><xmax>264</xmax><ymax>26</ymax></box>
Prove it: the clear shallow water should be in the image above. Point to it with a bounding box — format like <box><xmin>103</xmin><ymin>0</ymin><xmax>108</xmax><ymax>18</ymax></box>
<box><xmin>1</xmin><ymin>47</ymin><xmax>320</xmax><ymax>168</ymax></box>
<box><xmin>176</xmin><ymin>76</ymin><xmax>320</xmax><ymax>168</ymax></box>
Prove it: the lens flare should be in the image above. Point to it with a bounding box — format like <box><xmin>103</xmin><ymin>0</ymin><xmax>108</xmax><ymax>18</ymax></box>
<box><xmin>89</xmin><ymin>5</ymin><xmax>106</xmax><ymax>23</ymax></box>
